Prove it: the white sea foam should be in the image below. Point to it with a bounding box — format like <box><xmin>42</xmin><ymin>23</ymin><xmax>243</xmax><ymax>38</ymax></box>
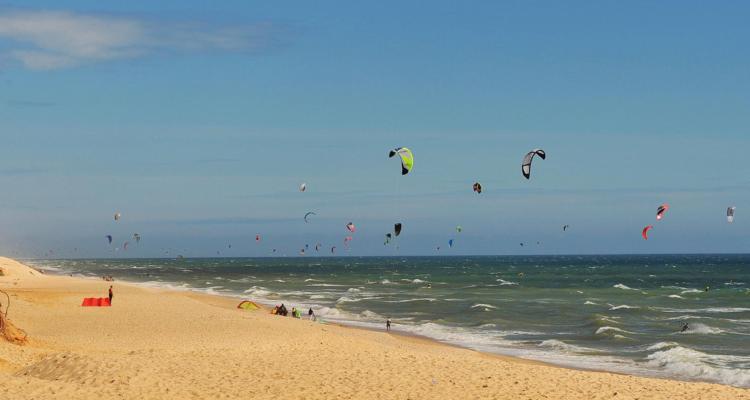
<box><xmin>595</xmin><ymin>326</ymin><xmax>631</xmax><ymax>335</ymax></box>
<box><xmin>613</xmin><ymin>283</ymin><xmax>636</xmax><ymax>290</ymax></box>
<box><xmin>584</xmin><ymin>301</ymin><xmax>598</xmax><ymax>305</ymax></box>
<box><xmin>667</xmin><ymin>295</ymin><xmax>685</xmax><ymax>299</ymax></box>
<box><xmin>496</xmin><ymin>279</ymin><xmax>519</xmax><ymax>286</ymax></box>
<box><xmin>307</xmin><ymin>283</ymin><xmax>346</xmax><ymax>287</ymax></box>
<box><xmin>646</xmin><ymin>346</ymin><xmax>750</xmax><ymax>387</ymax></box>
<box><xmin>243</xmin><ymin>286</ymin><xmax>272</xmax><ymax>297</ymax></box>
<box><xmin>659</xmin><ymin>307</ymin><xmax>750</xmax><ymax>314</ymax></box>
<box><xmin>538</xmin><ymin>340</ymin><xmax>596</xmax><ymax>353</ymax></box>
<box><xmin>384</xmin><ymin>298</ymin><xmax>437</xmax><ymax>303</ymax></box>
<box><xmin>680</xmin><ymin>289</ymin><xmax>703</xmax><ymax>294</ymax></box>
<box><xmin>471</xmin><ymin>303</ymin><xmax>498</xmax><ymax>310</ymax></box>
<box><xmin>679</xmin><ymin>323</ymin><xmax>724</xmax><ymax>335</ymax></box>
<box><xmin>608</xmin><ymin>304</ymin><xmax>639</xmax><ymax>311</ymax></box>
<box><xmin>646</xmin><ymin>342</ymin><xmax>679</xmax><ymax>351</ymax></box>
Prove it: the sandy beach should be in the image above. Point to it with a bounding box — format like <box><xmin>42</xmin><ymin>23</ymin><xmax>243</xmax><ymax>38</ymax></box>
<box><xmin>0</xmin><ymin>257</ymin><xmax>747</xmax><ymax>399</ymax></box>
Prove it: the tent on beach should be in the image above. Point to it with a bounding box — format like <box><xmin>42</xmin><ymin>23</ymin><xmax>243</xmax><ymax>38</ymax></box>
<box><xmin>237</xmin><ymin>300</ymin><xmax>260</xmax><ymax>311</ymax></box>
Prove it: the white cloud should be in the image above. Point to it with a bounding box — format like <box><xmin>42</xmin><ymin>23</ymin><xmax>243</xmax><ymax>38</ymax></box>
<box><xmin>0</xmin><ymin>10</ymin><xmax>274</xmax><ymax>69</ymax></box>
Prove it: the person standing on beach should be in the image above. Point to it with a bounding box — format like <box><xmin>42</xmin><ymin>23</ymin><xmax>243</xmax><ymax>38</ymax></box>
<box><xmin>108</xmin><ymin>286</ymin><xmax>113</xmax><ymax>305</ymax></box>
<box><xmin>308</xmin><ymin>308</ymin><xmax>315</xmax><ymax>321</ymax></box>
<box><xmin>386</xmin><ymin>318</ymin><xmax>391</xmax><ymax>331</ymax></box>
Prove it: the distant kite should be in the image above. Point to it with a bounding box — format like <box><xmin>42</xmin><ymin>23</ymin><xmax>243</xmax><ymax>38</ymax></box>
<box><xmin>727</xmin><ymin>206</ymin><xmax>736</xmax><ymax>223</ymax></box>
<box><xmin>656</xmin><ymin>204</ymin><xmax>669</xmax><ymax>221</ymax></box>
<box><xmin>388</xmin><ymin>147</ymin><xmax>414</xmax><ymax>175</ymax></box>
<box><xmin>521</xmin><ymin>149</ymin><xmax>546</xmax><ymax>179</ymax></box>
<box><xmin>394</xmin><ymin>223</ymin><xmax>402</xmax><ymax>237</ymax></box>
<box><xmin>448</xmin><ymin>239</ymin><xmax>454</xmax><ymax>248</ymax></box>
<box><xmin>563</xmin><ymin>225</ymin><xmax>570</xmax><ymax>232</ymax></box>
<box><xmin>304</xmin><ymin>212</ymin><xmax>316</xmax><ymax>223</ymax></box>
<box><xmin>642</xmin><ymin>225</ymin><xmax>653</xmax><ymax>240</ymax></box>
<box><xmin>106</xmin><ymin>235</ymin><xmax>113</xmax><ymax>244</ymax></box>
<box><xmin>300</xmin><ymin>183</ymin><xmax>307</xmax><ymax>192</ymax></box>
<box><xmin>346</xmin><ymin>222</ymin><xmax>356</xmax><ymax>233</ymax></box>
<box><xmin>473</xmin><ymin>182</ymin><xmax>482</xmax><ymax>194</ymax></box>
<box><xmin>256</xmin><ymin>234</ymin><xmax>261</xmax><ymax>242</ymax></box>
<box><xmin>114</xmin><ymin>212</ymin><xmax>121</xmax><ymax>221</ymax></box>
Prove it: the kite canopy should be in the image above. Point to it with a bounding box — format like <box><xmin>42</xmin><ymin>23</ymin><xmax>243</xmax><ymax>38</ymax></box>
<box><xmin>237</xmin><ymin>300</ymin><xmax>259</xmax><ymax>310</ymax></box>
<box><xmin>256</xmin><ymin>234</ymin><xmax>261</xmax><ymax>242</ymax></box>
<box><xmin>563</xmin><ymin>225</ymin><xmax>570</xmax><ymax>232</ymax></box>
<box><xmin>304</xmin><ymin>212</ymin><xmax>316</xmax><ymax>223</ymax></box>
<box><xmin>727</xmin><ymin>206</ymin><xmax>736</xmax><ymax>223</ymax></box>
<box><xmin>456</xmin><ymin>226</ymin><xmax>462</xmax><ymax>233</ymax></box>
<box><xmin>388</xmin><ymin>147</ymin><xmax>414</xmax><ymax>175</ymax></box>
<box><xmin>346</xmin><ymin>222</ymin><xmax>356</xmax><ymax>233</ymax></box>
<box><xmin>656</xmin><ymin>204</ymin><xmax>670</xmax><ymax>220</ymax></box>
<box><xmin>331</xmin><ymin>246</ymin><xmax>336</xmax><ymax>254</ymax></box>
<box><xmin>521</xmin><ymin>149</ymin><xmax>546</xmax><ymax>179</ymax></box>
<box><xmin>299</xmin><ymin>183</ymin><xmax>307</xmax><ymax>192</ymax></box>
<box><xmin>114</xmin><ymin>212</ymin><xmax>121</xmax><ymax>221</ymax></box>
<box><xmin>133</xmin><ymin>233</ymin><xmax>141</xmax><ymax>243</ymax></box>
<box><xmin>394</xmin><ymin>223</ymin><xmax>402</xmax><ymax>237</ymax></box>
<box><xmin>106</xmin><ymin>235</ymin><xmax>113</xmax><ymax>244</ymax></box>
<box><xmin>448</xmin><ymin>239</ymin><xmax>454</xmax><ymax>248</ymax></box>
<box><xmin>473</xmin><ymin>182</ymin><xmax>482</xmax><ymax>194</ymax></box>
<box><xmin>642</xmin><ymin>225</ymin><xmax>653</xmax><ymax>240</ymax></box>
<box><xmin>123</xmin><ymin>242</ymin><xmax>129</xmax><ymax>251</ymax></box>
<box><xmin>385</xmin><ymin>233</ymin><xmax>392</xmax><ymax>245</ymax></box>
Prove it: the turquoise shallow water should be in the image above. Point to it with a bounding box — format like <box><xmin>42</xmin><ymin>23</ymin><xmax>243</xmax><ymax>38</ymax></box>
<box><xmin>28</xmin><ymin>255</ymin><xmax>750</xmax><ymax>387</ymax></box>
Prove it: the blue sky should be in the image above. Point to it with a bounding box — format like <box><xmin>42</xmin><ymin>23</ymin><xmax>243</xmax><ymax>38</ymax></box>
<box><xmin>0</xmin><ymin>1</ymin><xmax>749</xmax><ymax>257</ymax></box>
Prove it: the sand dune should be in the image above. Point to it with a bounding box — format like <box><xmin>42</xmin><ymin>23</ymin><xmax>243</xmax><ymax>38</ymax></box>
<box><xmin>0</xmin><ymin>257</ymin><xmax>747</xmax><ymax>399</ymax></box>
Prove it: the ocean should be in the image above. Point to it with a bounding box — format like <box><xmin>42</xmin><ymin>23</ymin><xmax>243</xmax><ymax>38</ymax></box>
<box><xmin>28</xmin><ymin>255</ymin><xmax>750</xmax><ymax>388</ymax></box>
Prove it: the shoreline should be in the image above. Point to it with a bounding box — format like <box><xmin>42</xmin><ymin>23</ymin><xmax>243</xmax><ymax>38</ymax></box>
<box><xmin>2</xmin><ymin>256</ymin><xmax>748</xmax><ymax>399</ymax></box>
<box><xmin>25</xmin><ymin>258</ymin><xmax>750</xmax><ymax>389</ymax></box>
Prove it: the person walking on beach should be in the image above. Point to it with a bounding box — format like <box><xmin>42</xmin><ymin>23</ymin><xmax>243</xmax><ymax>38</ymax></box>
<box><xmin>386</xmin><ymin>318</ymin><xmax>391</xmax><ymax>331</ymax></box>
<box><xmin>308</xmin><ymin>307</ymin><xmax>315</xmax><ymax>321</ymax></box>
<box><xmin>108</xmin><ymin>286</ymin><xmax>113</xmax><ymax>305</ymax></box>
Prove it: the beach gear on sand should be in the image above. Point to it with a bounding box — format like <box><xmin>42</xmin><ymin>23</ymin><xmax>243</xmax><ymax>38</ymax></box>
<box><xmin>81</xmin><ymin>298</ymin><xmax>111</xmax><ymax>307</ymax></box>
<box><xmin>237</xmin><ymin>300</ymin><xmax>260</xmax><ymax>311</ymax></box>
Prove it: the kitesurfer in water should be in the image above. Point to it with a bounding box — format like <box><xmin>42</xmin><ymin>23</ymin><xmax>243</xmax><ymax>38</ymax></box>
<box><xmin>386</xmin><ymin>318</ymin><xmax>391</xmax><ymax>331</ymax></box>
<box><xmin>680</xmin><ymin>322</ymin><xmax>689</xmax><ymax>332</ymax></box>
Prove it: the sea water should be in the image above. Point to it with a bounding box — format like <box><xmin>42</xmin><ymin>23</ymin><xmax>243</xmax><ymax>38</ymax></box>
<box><xmin>29</xmin><ymin>255</ymin><xmax>750</xmax><ymax>388</ymax></box>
